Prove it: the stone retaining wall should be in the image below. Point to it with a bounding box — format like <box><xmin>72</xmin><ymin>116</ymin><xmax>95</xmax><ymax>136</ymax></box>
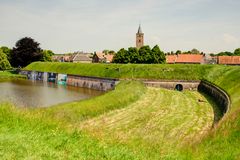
<box><xmin>67</xmin><ymin>74</ymin><xmax>118</xmax><ymax>91</ymax></box>
<box><xmin>144</xmin><ymin>80</ymin><xmax>201</xmax><ymax>91</ymax></box>
<box><xmin>198</xmin><ymin>81</ymin><xmax>230</xmax><ymax>115</ymax></box>
<box><xmin>19</xmin><ymin>70</ymin><xmax>118</xmax><ymax>91</ymax></box>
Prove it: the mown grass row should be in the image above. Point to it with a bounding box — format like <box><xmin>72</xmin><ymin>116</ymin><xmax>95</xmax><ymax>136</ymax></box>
<box><xmin>79</xmin><ymin>88</ymin><xmax>215</xmax><ymax>159</ymax></box>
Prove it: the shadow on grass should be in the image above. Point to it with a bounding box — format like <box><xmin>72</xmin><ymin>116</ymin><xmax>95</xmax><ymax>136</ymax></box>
<box><xmin>199</xmin><ymin>91</ymin><xmax>224</xmax><ymax>126</ymax></box>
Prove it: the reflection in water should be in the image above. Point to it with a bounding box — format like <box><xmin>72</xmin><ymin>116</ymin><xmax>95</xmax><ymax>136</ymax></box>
<box><xmin>0</xmin><ymin>80</ymin><xmax>103</xmax><ymax>107</ymax></box>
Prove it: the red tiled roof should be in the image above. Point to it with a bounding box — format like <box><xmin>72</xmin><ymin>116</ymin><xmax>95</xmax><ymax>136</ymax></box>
<box><xmin>166</xmin><ymin>55</ymin><xmax>177</xmax><ymax>63</ymax></box>
<box><xmin>218</xmin><ymin>56</ymin><xmax>240</xmax><ymax>65</ymax></box>
<box><xmin>166</xmin><ymin>54</ymin><xmax>204</xmax><ymax>64</ymax></box>
<box><xmin>176</xmin><ymin>54</ymin><xmax>203</xmax><ymax>64</ymax></box>
<box><xmin>96</xmin><ymin>53</ymin><xmax>114</xmax><ymax>62</ymax></box>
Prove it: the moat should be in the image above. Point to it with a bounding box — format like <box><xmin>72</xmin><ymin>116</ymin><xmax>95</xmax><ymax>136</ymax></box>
<box><xmin>0</xmin><ymin>80</ymin><xmax>103</xmax><ymax>107</ymax></box>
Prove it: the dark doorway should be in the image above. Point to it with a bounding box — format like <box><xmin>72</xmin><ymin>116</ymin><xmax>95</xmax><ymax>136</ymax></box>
<box><xmin>175</xmin><ymin>84</ymin><xmax>183</xmax><ymax>91</ymax></box>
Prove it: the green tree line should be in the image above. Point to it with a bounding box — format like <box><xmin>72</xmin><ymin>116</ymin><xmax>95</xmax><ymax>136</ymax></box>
<box><xmin>216</xmin><ymin>48</ymin><xmax>240</xmax><ymax>56</ymax></box>
<box><xmin>112</xmin><ymin>45</ymin><xmax>166</xmax><ymax>64</ymax></box>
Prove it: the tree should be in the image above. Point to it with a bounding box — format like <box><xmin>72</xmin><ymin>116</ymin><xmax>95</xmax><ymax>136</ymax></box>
<box><xmin>11</xmin><ymin>37</ymin><xmax>43</xmax><ymax>67</ymax></box>
<box><xmin>42</xmin><ymin>50</ymin><xmax>54</xmax><ymax>62</ymax></box>
<box><xmin>234</xmin><ymin>48</ymin><xmax>240</xmax><ymax>56</ymax></box>
<box><xmin>113</xmin><ymin>45</ymin><xmax>166</xmax><ymax>64</ymax></box>
<box><xmin>210</xmin><ymin>53</ymin><xmax>215</xmax><ymax>57</ymax></box>
<box><xmin>0</xmin><ymin>46</ymin><xmax>12</xmax><ymax>62</ymax></box>
<box><xmin>103</xmin><ymin>50</ymin><xmax>109</xmax><ymax>55</ymax></box>
<box><xmin>112</xmin><ymin>48</ymin><xmax>129</xmax><ymax>63</ymax></box>
<box><xmin>108</xmin><ymin>50</ymin><xmax>115</xmax><ymax>55</ymax></box>
<box><xmin>151</xmin><ymin>45</ymin><xmax>166</xmax><ymax>63</ymax></box>
<box><xmin>138</xmin><ymin>45</ymin><xmax>152</xmax><ymax>63</ymax></box>
<box><xmin>176</xmin><ymin>50</ymin><xmax>182</xmax><ymax>55</ymax></box>
<box><xmin>217</xmin><ymin>51</ymin><xmax>233</xmax><ymax>56</ymax></box>
<box><xmin>103</xmin><ymin>50</ymin><xmax>115</xmax><ymax>55</ymax></box>
<box><xmin>191</xmin><ymin>48</ymin><xmax>200</xmax><ymax>54</ymax></box>
<box><xmin>128</xmin><ymin>47</ymin><xmax>139</xmax><ymax>63</ymax></box>
<box><xmin>0</xmin><ymin>49</ymin><xmax>11</xmax><ymax>70</ymax></box>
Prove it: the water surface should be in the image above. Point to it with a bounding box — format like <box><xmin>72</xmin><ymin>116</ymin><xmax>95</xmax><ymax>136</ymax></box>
<box><xmin>0</xmin><ymin>80</ymin><xmax>103</xmax><ymax>107</ymax></box>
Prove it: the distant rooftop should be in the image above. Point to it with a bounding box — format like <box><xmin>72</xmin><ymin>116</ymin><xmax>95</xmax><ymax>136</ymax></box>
<box><xmin>218</xmin><ymin>56</ymin><xmax>240</xmax><ymax>65</ymax></box>
<box><xmin>166</xmin><ymin>54</ymin><xmax>204</xmax><ymax>64</ymax></box>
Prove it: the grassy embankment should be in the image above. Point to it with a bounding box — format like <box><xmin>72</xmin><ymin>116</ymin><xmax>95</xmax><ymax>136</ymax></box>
<box><xmin>0</xmin><ymin>70</ymin><xmax>25</xmax><ymax>81</ymax></box>
<box><xmin>190</xmin><ymin>66</ymin><xmax>240</xmax><ymax>159</ymax></box>
<box><xmin>0</xmin><ymin>82</ymin><xmax>214</xmax><ymax>159</ymax></box>
<box><xmin>0</xmin><ymin>81</ymin><xmax>148</xmax><ymax>159</ymax></box>
<box><xmin>25</xmin><ymin>62</ymin><xmax>212</xmax><ymax>80</ymax></box>
<box><xmin>0</xmin><ymin>62</ymin><xmax>240</xmax><ymax>159</ymax></box>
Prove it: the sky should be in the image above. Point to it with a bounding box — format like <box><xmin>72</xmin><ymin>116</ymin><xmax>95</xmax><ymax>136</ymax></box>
<box><xmin>0</xmin><ymin>0</ymin><xmax>240</xmax><ymax>54</ymax></box>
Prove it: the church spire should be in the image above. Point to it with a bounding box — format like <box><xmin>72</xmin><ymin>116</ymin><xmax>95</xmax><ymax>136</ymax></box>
<box><xmin>137</xmin><ymin>24</ymin><xmax>143</xmax><ymax>34</ymax></box>
<box><xmin>136</xmin><ymin>24</ymin><xmax>144</xmax><ymax>49</ymax></box>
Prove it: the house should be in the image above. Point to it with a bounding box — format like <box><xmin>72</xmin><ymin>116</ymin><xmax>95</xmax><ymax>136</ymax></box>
<box><xmin>204</xmin><ymin>55</ymin><xmax>218</xmax><ymax>64</ymax></box>
<box><xmin>62</xmin><ymin>55</ymin><xmax>71</xmax><ymax>62</ymax></box>
<box><xmin>218</xmin><ymin>56</ymin><xmax>240</xmax><ymax>65</ymax></box>
<box><xmin>52</xmin><ymin>55</ymin><xmax>71</xmax><ymax>62</ymax></box>
<box><xmin>92</xmin><ymin>52</ymin><xmax>114</xmax><ymax>63</ymax></box>
<box><xmin>175</xmin><ymin>54</ymin><xmax>204</xmax><ymax>64</ymax></box>
<box><xmin>166</xmin><ymin>55</ymin><xmax>177</xmax><ymax>64</ymax></box>
<box><xmin>72</xmin><ymin>53</ymin><xmax>92</xmax><ymax>63</ymax></box>
<box><xmin>52</xmin><ymin>55</ymin><xmax>61</xmax><ymax>62</ymax></box>
<box><xmin>166</xmin><ymin>54</ymin><xmax>204</xmax><ymax>64</ymax></box>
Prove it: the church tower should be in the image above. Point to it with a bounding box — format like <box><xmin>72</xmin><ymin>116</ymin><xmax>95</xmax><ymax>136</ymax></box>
<box><xmin>136</xmin><ymin>25</ymin><xmax>144</xmax><ymax>49</ymax></box>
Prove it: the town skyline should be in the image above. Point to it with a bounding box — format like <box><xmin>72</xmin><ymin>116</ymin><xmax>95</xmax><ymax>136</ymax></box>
<box><xmin>0</xmin><ymin>0</ymin><xmax>239</xmax><ymax>54</ymax></box>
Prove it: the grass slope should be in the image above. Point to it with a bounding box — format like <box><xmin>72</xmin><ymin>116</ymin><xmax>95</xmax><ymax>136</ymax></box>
<box><xmin>191</xmin><ymin>66</ymin><xmax>240</xmax><ymax>159</ymax></box>
<box><xmin>0</xmin><ymin>70</ymin><xmax>25</xmax><ymax>81</ymax></box>
<box><xmin>0</xmin><ymin>86</ymin><xmax>214</xmax><ymax>159</ymax></box>
<box><xmin>25</xmin><ymin>62</ymin><xmax>213</xmax><ymax>80</ymax></box>
<box><xmin>2</xmin><ymin>63</ymin><xmax>240</xmax><ymax>159</ymax></box>
<box><xmin>35</xmin><ymin>81</ymin><xmax>146</xmax><ymax>126</ymax></box>
<box><xmin>0</xmin><ymin>103</ymin><xmax>139</xmax><ymax>160</ymax></box>
<box><xmin>0</xmin><ymin>81</ymin><xmax>148</xmax><ymax>159</ymax></box>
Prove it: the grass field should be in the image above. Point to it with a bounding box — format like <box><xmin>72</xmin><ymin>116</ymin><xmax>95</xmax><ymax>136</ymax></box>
<box><xmin>1</xmin><ymin>63</ymin><xmax>240</xmax><ymax>159</ymax></box>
